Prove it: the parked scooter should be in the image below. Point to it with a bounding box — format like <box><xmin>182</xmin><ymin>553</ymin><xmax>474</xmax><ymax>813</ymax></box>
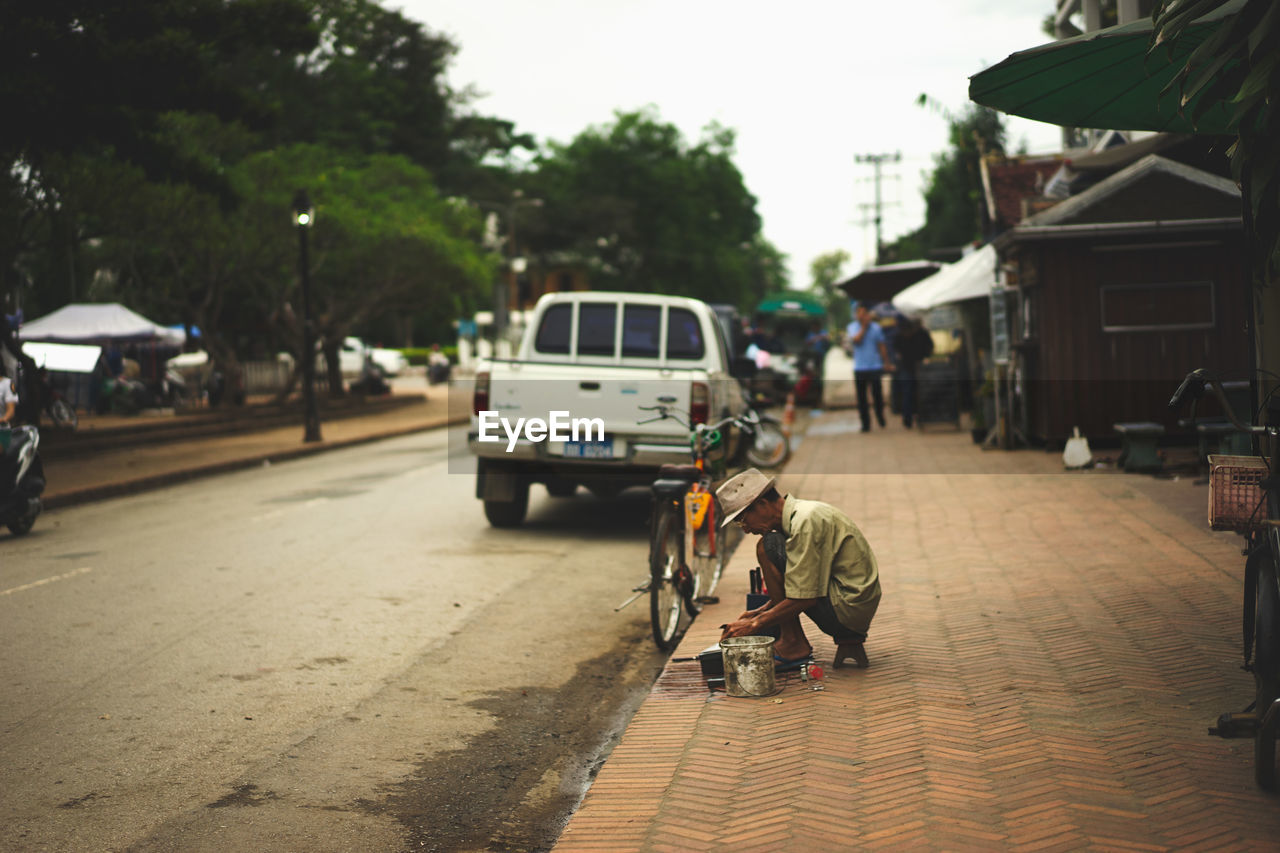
<box><xmin>0</xmin><ymin>425</ymin><xmax>45</xmax><ymax>536</ymax></box>
<box><xmin>35</xmin><ymin>368</ymin><xmax>77</xmax><ymax>429</ymax></box>
<box><xmin>733</xmin><ymin>402</ymin><xmax>791</xmax><ymax>469</ymax></box>
<box><xmin>427</xmin><ymin>347</ymin><xmax>452</xmax><ymax>385</ymax></box>
<box><xmin>428</xmin><ymin>360</ymin><xmax>452</xmax><ymax>385</ymax></box>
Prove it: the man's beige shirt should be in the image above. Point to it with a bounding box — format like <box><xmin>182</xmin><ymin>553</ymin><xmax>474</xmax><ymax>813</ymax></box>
<box><xmin>781</xmin><ymin>494</ymin><xmax>881</xmax><ymax>633</ymax></box>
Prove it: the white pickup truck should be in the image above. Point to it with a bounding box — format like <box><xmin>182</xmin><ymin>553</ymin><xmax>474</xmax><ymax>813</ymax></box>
<box><xmin>470</xmin><ymin>291</ymin><xmax>749</xmax><ymax>526</ymax></box>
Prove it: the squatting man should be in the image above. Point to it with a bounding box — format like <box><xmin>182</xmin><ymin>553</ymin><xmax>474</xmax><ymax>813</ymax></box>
<box><xmin>717</xmin><ymin>468</ymin><xmax>882</xmax><ymax>669</ymax></box>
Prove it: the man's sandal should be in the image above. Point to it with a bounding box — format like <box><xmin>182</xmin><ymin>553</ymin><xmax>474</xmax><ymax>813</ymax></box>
<box><xmin>774</xmin><ymin>653</ymin><xmax>812</xmax><ymax>673</ymax></box>
<box><xmin>834</xmin><ymin>642</ymin><xmax>869</xmax><ymax>669</ymax></box>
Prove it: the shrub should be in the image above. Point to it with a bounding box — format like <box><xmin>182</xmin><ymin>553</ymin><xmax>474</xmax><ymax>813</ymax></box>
<box><xmin>403</xmin><ymin>346</ymin><xmax>457</xmax><ymax>365</ymax></box>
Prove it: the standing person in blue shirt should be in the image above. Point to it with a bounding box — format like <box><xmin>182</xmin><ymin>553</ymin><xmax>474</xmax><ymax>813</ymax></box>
<box><xmin>845</xmin><ymin>303</ymin><xmax>892</xmax><ymax>432</ymax></box>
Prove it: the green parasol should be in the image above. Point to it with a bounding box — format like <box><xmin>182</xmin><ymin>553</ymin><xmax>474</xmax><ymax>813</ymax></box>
<box><xmin>969</xmin><ymin>0</ymin><xmax>1246</xmax><ymax>135</ymax></box>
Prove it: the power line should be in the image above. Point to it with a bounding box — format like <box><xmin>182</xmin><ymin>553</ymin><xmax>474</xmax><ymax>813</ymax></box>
<box><xmin>854</xmin><ymin>152</ymin><xmax>901</xmax><ymax>266</ymax></box>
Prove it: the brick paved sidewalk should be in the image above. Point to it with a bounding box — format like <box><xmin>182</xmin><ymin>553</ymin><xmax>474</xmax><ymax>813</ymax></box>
<box><xmin>557</xmin><ymin>409</ymin><xmax>1280</xmax><ymax>852</ymax></box>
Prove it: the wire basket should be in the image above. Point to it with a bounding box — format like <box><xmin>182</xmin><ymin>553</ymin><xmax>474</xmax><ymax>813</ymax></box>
<box><xmin>1208</xmin><ymin>454</ymin><xmax>1269</xmax><ymax>532</ymax></box>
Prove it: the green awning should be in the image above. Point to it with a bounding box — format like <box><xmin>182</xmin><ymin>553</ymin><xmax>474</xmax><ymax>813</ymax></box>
<box><xmin>969</xmin><ymin>0</ymin><xmax>1245</xmax><ymax>135</ymax></box>
<box><xmin>755</xmin><ymin>293</ymin><xmax>825</xmax><ymax>316</ymax></box>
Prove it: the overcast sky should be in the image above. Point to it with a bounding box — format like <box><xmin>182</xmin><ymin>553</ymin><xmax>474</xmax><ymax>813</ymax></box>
<box><xmin>397</xmin><ymin>0</ymin><xmax>1067</xmax><ymax>290</ymax></box>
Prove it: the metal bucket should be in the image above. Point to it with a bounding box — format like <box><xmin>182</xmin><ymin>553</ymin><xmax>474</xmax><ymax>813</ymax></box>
<box><xmin>719</xmin><ymin>635</ymin><xmax>777</xmax><ymax>698</ymax></box>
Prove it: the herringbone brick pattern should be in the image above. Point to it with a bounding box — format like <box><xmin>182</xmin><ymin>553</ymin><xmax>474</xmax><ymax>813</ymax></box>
<box><xmin>557</xmin><ymin>412</ymin><xmax>1280</xmax><ymax>851</ymax></box>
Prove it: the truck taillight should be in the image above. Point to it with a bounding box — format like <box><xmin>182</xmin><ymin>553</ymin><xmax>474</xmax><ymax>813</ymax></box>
<box><xmin>690</xmin><ymin>381</ymin><xmax>709</xmax><ymax>425</ymax></box>
<box><xmin>473</xmin><ymin>371</ymin><xmax>490</xmax><ymax>415</ymax></box>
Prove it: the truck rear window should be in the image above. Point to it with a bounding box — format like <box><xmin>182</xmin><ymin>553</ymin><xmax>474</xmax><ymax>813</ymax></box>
<box><xmin>577</xmin><ymin>303</ymin><xmax>617</xmax><ymax>355</ymax></box>
<box><xmin>667</xmin><ymin>308</ymin><xmax>705</xmax><ymax>360</ymax></box>
<box><xmin>622</xmin><ymin>305</ymin><xmax>661</xmax><ymax>357</ymax></box>
<box><xmin>534</xmin><ymin>304</ymin><xmax>571</xmax><ymax>354</ymax></box>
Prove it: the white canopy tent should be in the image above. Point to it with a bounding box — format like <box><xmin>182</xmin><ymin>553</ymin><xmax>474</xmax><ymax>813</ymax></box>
<box><xmin>21</xmin><ymin>341</ymin><xmax>106</xmax><ymax>413</ymax></box>
<box><xmin>23</xmin><ymin>341</ymin><xmax>103</xmax><ymax>373</ymax></box>
<box><xmin>19</xmin><ymin>303</ymin><xmax>185</xmax><ymax>346</ymax></box>
<box><xmin>892</xmin><ymin>244</ymin><xmax>998</xmax><ymax>317</ymax></box>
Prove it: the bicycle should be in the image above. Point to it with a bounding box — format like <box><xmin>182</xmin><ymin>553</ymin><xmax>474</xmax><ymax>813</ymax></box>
<box><xmin>1169</xmin><ymin>368</ymin><xmax>1280</xmax><ymax>789</ymax></box>
<box><xmin>616</xmin><ymin>406</ymin><xmax>741</xmax><ymax>650</ymax></box>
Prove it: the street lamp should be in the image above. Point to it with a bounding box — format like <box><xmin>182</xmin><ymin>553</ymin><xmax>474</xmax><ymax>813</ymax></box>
<box><xmin>293</xmin><ymin>189</ymin><xmax>322</xmax><ymax>443</ymax></box>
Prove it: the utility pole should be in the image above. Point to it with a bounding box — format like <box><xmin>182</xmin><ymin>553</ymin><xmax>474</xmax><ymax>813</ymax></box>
<box><xmin>477</xmin><ymin>191</ymin><xmax>543</xmax><ymax>344</ymax></box>
<box><xmin>854</xmin><ymin>152</ymin><xmax>901</xmax><ymax>266</ymax></box>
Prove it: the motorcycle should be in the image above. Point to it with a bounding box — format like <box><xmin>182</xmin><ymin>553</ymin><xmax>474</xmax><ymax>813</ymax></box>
<box><xmin>428</xmin><ymin>359</ymin><xmax>452</xmax><ymax>385</ymax></box>
<box><xmin>0</xmin><ymin>425</ymin><xmax>45</xmax><ymax>536</ymax></box>
<box><xmin>734</xmin><ymin>404</ymin><xmax>791</xmax><ymax>469</ymax></box>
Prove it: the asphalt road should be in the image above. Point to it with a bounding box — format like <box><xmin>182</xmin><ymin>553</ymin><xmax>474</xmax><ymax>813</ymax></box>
<box><xmin>0</xmin><ymin>425</ymin><xmax>680</xmax><ymax>852</ymax></box>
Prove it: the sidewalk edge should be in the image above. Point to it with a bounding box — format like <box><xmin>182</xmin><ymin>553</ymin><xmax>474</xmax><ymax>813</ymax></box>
<box><xmin>42</xmin><ymin>415</ymin><xmax>467</xmax><ymax>511</ymax></box>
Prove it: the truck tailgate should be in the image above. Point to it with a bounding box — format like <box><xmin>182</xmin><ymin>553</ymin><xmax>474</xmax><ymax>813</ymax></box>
<box><xmin>473</xmin><ymin>363</ymin><xmax>706</xmax><ymax>464</ymax></box>
<box><xmin>485</xmin><ymin>363</ymin><xmax>692</xmax><ymax>439</ymax></box>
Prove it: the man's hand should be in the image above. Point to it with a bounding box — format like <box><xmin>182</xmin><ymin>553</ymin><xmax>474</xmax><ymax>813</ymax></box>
<box><xmin>720</xmin><ymin>618</ymin><xmax>760</xmax><ymax>640</ymax></box>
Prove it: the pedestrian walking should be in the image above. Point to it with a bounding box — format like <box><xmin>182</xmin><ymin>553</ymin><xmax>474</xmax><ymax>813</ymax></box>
<box><xmin>845</xmin><ymin>303</ymin><xmax>892</xmax><ymax>432</ymax></box>
<box><xmin>893</xmin><ymin>318</ymin><xmax>934</xmax><ymax>428</ymax></box>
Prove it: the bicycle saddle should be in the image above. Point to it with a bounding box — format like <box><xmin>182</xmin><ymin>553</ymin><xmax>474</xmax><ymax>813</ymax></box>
<box><xmin>656</xmin><ymin>464</ymin><xmax>701</xmax><ymax>482</ymax></box>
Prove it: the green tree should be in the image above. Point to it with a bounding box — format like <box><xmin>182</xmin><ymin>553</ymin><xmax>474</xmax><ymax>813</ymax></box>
<box><xmin>749</xmin><ymin>236</ymin><xmax>791</xmax><ymax>308</ymax></box>
<box><xmin>262</xmin><ymin>0</ymin><xmax>534</xmax><ymax>197</ymax></box>
<box><xmin>0</xmin><ymin>0</ymin><xmax>315</xmax><ymax>187</ymax></box>
<box><xmin>1153</xmin><ymin>0</ymin><xmax>1280</xmax><ymax>390</ymax></box>
<box><xmin>882</xmin><ymin>103</ymin><xmax>1007</xmax><ymax>263</ymax></box>
<box><xmin>809</xmin><ymin>250</ymin><xmax>851</xmax><ymax>329</ymax></box>
<box><xmin>525</xmin><ymin>108</ymin><xmax>774</xmax><ymax>308</ymax></box>
<box><xmin>0</xmin><ymin>0</ymin><xmax>316</xmax><ymax>311</ymax></box>
<box><xmin>1154</xmin><ymin>0</ymin><xmax>1280</xmax><ymax>284</ymax></box>
<box><xmin>89</xmin><ymin>143</ymin><xmax>493</xmax><ymax>396</ymax></box>
<box><xmin>239</xmin><ymin>145</ymin><xmax>494</xmax><ymax>393</ymax></box>
<box><xmin>2</xmin><ymin>0</ymin><xmax>524</xmax><ymax>381</ymax></box>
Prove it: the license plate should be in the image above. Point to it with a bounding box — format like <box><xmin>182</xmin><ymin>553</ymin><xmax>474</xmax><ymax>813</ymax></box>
<box><xmin>562</xmin><ymin>438</ymin><xmax>615</xmax><ymax>459</ymax></box>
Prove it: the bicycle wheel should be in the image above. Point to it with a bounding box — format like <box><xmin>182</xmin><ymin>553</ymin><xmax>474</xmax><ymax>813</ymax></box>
<box><xmin>689</xmin><ymin>495</ymin><xmax>726</xmax><ymax>606</ymax></box>
<box><xmin>1255</xmin><ymin>534</ymin><xmax>1280</xmax><ymax>790</ymax></box>
<box><xmin>650</xmin><ymin>505</ymin><xmax>686</xmax><ymax>650</ymax></box>
<box><xmin>745</xmin><ymin>418</ymin><xmax>790</xmax><ymax>468</ymax></box>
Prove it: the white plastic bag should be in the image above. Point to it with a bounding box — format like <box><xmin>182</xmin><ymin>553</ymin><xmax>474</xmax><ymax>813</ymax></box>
<box><xmin>1063</xmin><ymin>426</ymin><xmax>1092</xmax><ymax>469</ymax></box>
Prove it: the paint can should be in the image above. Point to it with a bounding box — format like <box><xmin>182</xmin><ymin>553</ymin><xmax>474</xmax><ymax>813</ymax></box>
<box><xmin>719</xmin><ymin>635</ymin><xmax>777</xmax><ymax>698</ymax></box>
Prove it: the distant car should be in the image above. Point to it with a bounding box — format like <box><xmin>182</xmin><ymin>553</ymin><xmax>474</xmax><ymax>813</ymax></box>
<box><xmin>367</xmin><ymin>345</ymin><xmax>409</xmax><ymax>377</ymax></box>
<box><xmin>279</xmin><ymin>338</ymin><xmax>408</xmax><ymax>380</ymax></box>
<box><xmin>338</xmin><ymin>337</ymin><xmax>408</xmax><ymax>378</ymax></box>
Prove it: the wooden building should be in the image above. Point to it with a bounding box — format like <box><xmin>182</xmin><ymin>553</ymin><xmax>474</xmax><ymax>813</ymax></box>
<box><xmin>505</xmin><ymin>263</ymin><xmax>591</xmax><ymax>314</ymax></box>
<box><xmin>993</xmin><ymin>154</ymin><xmax>1249</xmax><ymax>444</ymax></box>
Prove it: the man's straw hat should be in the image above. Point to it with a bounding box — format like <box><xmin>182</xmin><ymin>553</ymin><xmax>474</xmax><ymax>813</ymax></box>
<box><xmin>716</xmin><ymin>468</ymin><xmax>775</xmax><ymax>527</ymax></box>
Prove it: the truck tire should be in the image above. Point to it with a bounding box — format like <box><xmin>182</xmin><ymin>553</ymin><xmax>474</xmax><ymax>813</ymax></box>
<box><xmin>587</xmin><ymin>482</ymin><xmax>624</xmax><ymax>499</ymax></box>
<box><xmin>484</xmin><ymin>481</ymin><xmax>529</xmax><ymax>528</ymax></box>
<box><xmin>545</xmin><ymin>480</ymin><xmax>577</xmax><ymax>498</ymax></box>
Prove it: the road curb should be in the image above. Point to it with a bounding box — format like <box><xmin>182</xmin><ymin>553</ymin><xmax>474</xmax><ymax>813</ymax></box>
<box><xmin>42</xmin><ymin>414</ymin><xmax>468</xmax><ymax>511</ymax></box>
<box><xmin>41</xmin><ymin>394</ymin><xmax>426</xmax><ymax>458</ymax></box>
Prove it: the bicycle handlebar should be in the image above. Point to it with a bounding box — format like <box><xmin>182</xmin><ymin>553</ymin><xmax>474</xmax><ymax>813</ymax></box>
<box><xmin>1170</xmin><ymin>369</ymin><xmax>1264</xmax><ymax>434</ymax></box>
<box><xmin>637</xmin><ymin>404</ymin><xmax>743</xmax><ymax>432</ymax></box>
<box><xmin>1168</xmin><ymin>368</ymin><xmax>1208</xmax><ymax>411</ymax></box>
